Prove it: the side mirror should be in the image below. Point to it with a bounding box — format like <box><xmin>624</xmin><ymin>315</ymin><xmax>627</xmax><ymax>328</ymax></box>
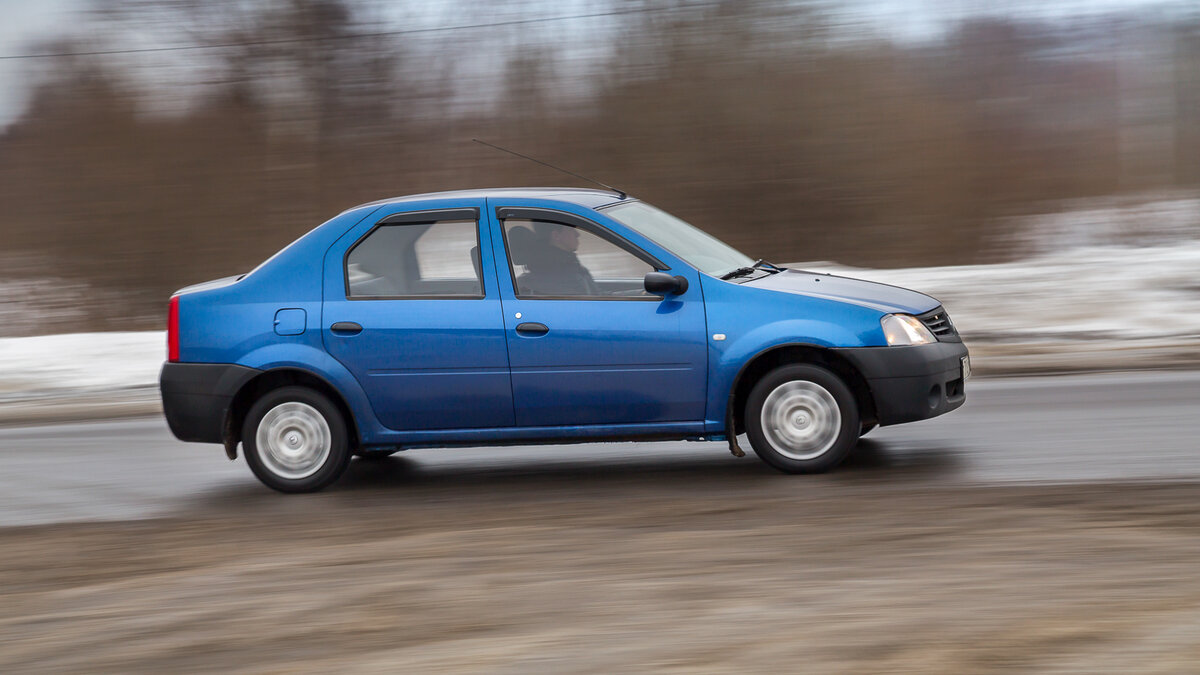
<box><xmin>644</xmin><ymin>271</ymin><xmax>689</xmax><ymax>296</ymax></box>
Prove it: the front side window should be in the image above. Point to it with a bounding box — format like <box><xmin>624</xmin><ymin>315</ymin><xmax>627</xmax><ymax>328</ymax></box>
<box><xmin>346</xmin><ymin>219</ymin><xmax>482</xmax><ymax>298</ymax></box>
<box><xmin>503</xmin><ymin>219</ymin><xmax>655</xmax><ymax>298</ymax></box>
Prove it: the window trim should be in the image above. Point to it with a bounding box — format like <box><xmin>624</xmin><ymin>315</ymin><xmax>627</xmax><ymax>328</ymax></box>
<box><xmin>343</xmin><ymin>207</ymin><xmax>486</xmax><ymax>301</ymax></box>
<box><xmin>496</xmin><ymin>207</ymin><xmax>668</xmax><ymax>302</ymax></box>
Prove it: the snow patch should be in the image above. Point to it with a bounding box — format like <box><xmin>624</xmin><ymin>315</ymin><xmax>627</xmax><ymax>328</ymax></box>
<box><xmin>799</xmin><ymin>240</ymin><xmax>1200</xmax><ymax>342</ymax></box>
<box><xmin>0</xmin><ymin>332</ymin><xmax>165</xmax><ymax>401</ymax></box>
<box><xmin>2</xmin><ymin>194</ymin><xmax>1198</xmax><ymax>401</ymax></box>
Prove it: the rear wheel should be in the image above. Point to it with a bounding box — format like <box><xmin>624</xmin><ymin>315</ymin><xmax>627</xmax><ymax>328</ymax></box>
<box><xmin>242</xmin><ymin>386</ymin><xmax>351</xmax><ymax>493</ymax></box>
<box><xmin>745</xmin><ymin>364</ymin><xmax>859</xmax><ymax>474</ymax></box>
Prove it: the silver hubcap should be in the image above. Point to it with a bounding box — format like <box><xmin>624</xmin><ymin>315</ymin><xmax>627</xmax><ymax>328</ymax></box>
<box><xmin>255</xmin><ymin>402</ymin><xmax>331</xmax><ymax>480</ymax></box>
<box><xmin>760</xmin><ymin>380</ymin><xmax>842</xmax><ymax>460</ymax></box>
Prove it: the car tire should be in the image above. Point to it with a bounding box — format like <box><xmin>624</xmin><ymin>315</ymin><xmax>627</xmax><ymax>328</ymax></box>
<box><xmin>745</xmin><ymin>364</ymin><xmax>859</xmax><ymax>474</ymax></box>
<box><xmin>242</xmin><ymin>386</ymin><xmax>351</xmax><ymax>493</ymax></box>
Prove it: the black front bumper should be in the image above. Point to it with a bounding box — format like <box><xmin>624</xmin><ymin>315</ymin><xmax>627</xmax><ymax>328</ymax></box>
<box><xmin>160</xmin><ymin>363</ymin><xmax>261</xmax><ymax>443</ymax></box>
<box><xmin>834</xmin><ymin>342</ymin><xmax>969</xmax><ymax>427</ymax></box>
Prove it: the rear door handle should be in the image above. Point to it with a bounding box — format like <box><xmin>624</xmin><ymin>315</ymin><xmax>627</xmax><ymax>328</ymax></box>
<box><xmin>515</xmin><ymin>322</ymin><xmax>548</xmax><ymax>336</ymax></box>
<box><xmin>330</xmin><ymin>321</ymin><xmax>363</xmax><ymax>336</ymax></box>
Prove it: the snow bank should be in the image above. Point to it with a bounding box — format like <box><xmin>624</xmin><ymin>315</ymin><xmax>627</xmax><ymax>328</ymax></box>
<box><xmin>799</xmin><ymin>194</ymin><xmax>1200</xmax><ymax>348</ymax></box>
<box><xmin>1</xmin><ymin>195</ymin><xmax>1197</xmax><ymax>403</ymax></box>
<box><xmin>800</xmin><ymin>240</ymin><xmax>1200</xmax><ymax>342</ymax></box>
<box><xmin>0</xmin><ymin>332</ymin><xmax>164</xmax><ymax>401</ymax></box>
<box><xmin>6</xmin><ymin>237</ymin><xmax>1199</xmax><ymax>403</ymax></box>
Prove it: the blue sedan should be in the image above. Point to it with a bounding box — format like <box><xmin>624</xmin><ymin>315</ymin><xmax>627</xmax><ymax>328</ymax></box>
<box><xmin>160</xmin><ymin>188</ymin><xmax>968</xmax><ymax>492</ymax></box>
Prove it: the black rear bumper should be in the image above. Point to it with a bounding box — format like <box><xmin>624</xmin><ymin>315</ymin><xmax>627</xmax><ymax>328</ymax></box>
<box><xmin>160</xmin><ymin>363</ymin><xmax>261</xmax><ymax>443</ymax></box>
<box><xmin>833</xmin><ymin>342</ymin><xmax>969</xmax><ymax>427</ymax></box>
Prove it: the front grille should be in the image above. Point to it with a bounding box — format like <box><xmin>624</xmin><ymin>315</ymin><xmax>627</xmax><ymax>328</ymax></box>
<box><xmin>918</xmin><ymin>307</ymin><xmax>960</xmax><ymax>342</ymax></box>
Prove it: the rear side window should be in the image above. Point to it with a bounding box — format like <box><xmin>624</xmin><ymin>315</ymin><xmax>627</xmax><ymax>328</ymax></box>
<box><xmin>346</xmin><ymin>219</ymin><xmax>483</xmax><ymax>298</ymax></box>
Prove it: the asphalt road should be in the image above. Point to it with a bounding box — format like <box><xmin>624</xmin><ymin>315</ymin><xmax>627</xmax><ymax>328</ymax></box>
<box><xmin>1</xmin><ymin>370</ymin><xmax>1198</xmax><ymax>527</ymax></box>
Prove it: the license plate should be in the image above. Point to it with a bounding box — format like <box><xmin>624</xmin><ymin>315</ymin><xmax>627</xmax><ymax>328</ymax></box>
<box><xmin>961</xmin><ymin>356</ymin><xmax>971</xmax><ymax>380</ymax></box>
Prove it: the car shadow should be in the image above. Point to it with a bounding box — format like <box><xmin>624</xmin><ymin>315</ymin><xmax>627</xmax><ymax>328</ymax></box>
<box><xmin>839</xmin><ymin>439</ymin><xmax>965</xmax><ymax>478</ymax></box>
<box><xmin>177</xmin><ymin>439</ymin><xmax>965</xmax><ymax>517</ymax></box>
<box><xmin>331</xmin><ymin>446</ymin><xmax>772</xmax><ymax>492</ymax></box>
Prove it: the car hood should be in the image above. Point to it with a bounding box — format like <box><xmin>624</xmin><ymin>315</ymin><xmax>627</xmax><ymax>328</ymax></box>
<box><xmin>742</xmin><ymin>269</ymin><xmax>940</xmax><ymax>315</ymax></box>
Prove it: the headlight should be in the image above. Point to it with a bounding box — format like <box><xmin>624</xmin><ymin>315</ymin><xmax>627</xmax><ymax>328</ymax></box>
<box><xmin>881</xmin><ymin>314</ymin><xmax>936</xmax><ymax>346</ymax></box>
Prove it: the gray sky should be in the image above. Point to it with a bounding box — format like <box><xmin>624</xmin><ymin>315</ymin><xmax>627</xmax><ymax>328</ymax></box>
<box><xmin>0</xmin><ymin>0</ymin><xmax>81</xmax><ymax>125</ymax></box>
<box><xmin>0</xmin><ymin>0</ymin><xmax>1191</xmax><ymax>128</ymax></box>
<box><xmin>864</xmin><ymin>0</ymin><xmax>1192</xmax><ymax>40</ymax></box>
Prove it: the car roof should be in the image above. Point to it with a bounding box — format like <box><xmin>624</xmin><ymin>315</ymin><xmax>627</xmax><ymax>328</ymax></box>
<box><xmin>349</xmin><ymin>187</ymin><xmax>626</xmax><ymax>212</ymax></box>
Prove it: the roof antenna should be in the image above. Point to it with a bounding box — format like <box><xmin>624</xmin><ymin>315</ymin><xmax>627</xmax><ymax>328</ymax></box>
<box><xmin>472</xmin><ymin>139</ymin><xmax>627</xmax><ymax>200</ymax></box>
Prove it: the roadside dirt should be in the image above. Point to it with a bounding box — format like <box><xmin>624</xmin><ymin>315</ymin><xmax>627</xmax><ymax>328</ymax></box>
<box><xmin>3</xmin><ymin>469</ymin><xmax>1200</xmax><ymax>673</ymax></box>
<box><xmin>0</xmin><ymin>389</ymin><xmax>160</xmax><ymax>427</ymax></box>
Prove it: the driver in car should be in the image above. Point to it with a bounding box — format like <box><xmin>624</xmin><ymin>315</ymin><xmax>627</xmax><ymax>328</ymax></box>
<box><xmin>528</xmin><ymin>222</ymin><xmax>599</xmax><ymax>296</ymax></box>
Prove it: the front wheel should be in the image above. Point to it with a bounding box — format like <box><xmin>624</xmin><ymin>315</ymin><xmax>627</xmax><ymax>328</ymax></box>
<box><xmin>242</xmin><ymin>386</ymin><xmax>351</xmax><ymax>493</ymax></box>
<box><xmin>745</xmin><ymin>364</ymin><xmax>859</xmax><ymax>474</ymax></box>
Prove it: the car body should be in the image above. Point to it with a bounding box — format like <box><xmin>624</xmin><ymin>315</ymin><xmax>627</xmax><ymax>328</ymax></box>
<box><xmin>160</xmin><ymin>188</ymin><xmax>969</xmax><ymax>492</ymax></box>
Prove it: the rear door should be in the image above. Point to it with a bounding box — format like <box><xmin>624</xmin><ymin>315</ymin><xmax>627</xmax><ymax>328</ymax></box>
<box><xmin>488</xmin><ymin>204</ymin><xmax>708</xmax><ymax>427</ymax></box>
<box><xmin>322</xmin><ymin>203</ymin><xmax>514</xmax><ymax>431</ymax></box>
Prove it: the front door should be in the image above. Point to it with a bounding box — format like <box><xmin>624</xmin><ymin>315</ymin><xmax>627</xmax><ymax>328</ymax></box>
<box><xmin>489</xmin><ymin>205</ymin><xmax>708</xmax><ymax>427</ymax></box>
<box><xmin>323</xmin><ymin>205</ymin><xmax>514</xmax><ymax>431</ymax></box>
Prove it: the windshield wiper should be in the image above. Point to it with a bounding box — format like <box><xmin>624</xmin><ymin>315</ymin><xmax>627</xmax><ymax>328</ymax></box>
<box><xmin>719</xmin><ymin>265</ymin><xmax>756</xmax><ymax>280</ymax></box>
<box><xmin>720</xmin><ymin>259</ymin><xmax>783</xmax><ymax>280</ymax></box>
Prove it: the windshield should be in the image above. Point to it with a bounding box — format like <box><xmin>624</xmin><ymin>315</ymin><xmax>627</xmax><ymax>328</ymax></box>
<box><xmin>602</xmin><ymin>201</ymin><xmax>754</xmax><ymax>277</ymax></box>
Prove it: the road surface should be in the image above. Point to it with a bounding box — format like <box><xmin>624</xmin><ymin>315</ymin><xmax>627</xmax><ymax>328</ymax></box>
<box><xmin>1</xmin><ymin>370</ymin><xmax>1197</xmax><ymax>527</ymax></box>
<box><xmin>6</xmin><ymin>370</ymin><xmax>1200</xmax><ymax>673</ymax></box>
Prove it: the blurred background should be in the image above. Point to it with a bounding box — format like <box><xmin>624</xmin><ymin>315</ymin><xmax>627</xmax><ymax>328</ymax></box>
<box><xmin>6</xmin><ymin>6</ymin><xmax>1200</xmax><ymax>671</ymax></box>
<box><xmin>1</xmin><ymin>0</ymin><xmax>1199</xmax><ymax>337</ymax></box>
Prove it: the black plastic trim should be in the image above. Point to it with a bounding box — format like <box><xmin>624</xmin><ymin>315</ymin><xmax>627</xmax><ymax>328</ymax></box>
<box><xmin>832</xmin><ymin>342</ymin><xmax>969</xmax><ymax>426</ymax></box>
<box><xmin>160</xmin><ymin>363</ymin><xmax>262</xmax><ymax>443</ymax></box>
<box><xmin>378</xmin><ymin>207</ymin><xmax>479</xmax><ymax>225</ymax></box>
<box><xmin>916</xmin><ymin>305</ymin><xmax>962</xmax><ymax>343</ymax></box>
<box><xmin>345</xmin><ymin>294</ymin><xmax>486</xmax><ymax>301</ymax></box>
<box><xmin>833</xmin><ymin>342</ymin><xmax>966</xmax><ymax>379</ymax></box>
<box><xmin>502</xmin><ymin>294</ymin><xmax>662</xmax><ymax>302</ymax></box>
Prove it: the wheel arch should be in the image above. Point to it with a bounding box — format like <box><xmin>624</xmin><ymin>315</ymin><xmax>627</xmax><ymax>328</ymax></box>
<box><xmin>726</xmin><ymin>344</ymin><xmax>876</xmax><ymax>438</ymax></box>
<box><xmin>223</xmin><ymin>367</ymin><xmax>360</xmax><ymax>459</ymax></box>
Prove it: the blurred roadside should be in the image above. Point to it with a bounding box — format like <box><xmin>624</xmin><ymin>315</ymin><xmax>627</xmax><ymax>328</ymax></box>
<box><xmin>811</xmin><ymin>192</ymin><xmax>1200</xmax><ymax>374</ymax></box>
<box><xmin>3</xmin><ymin>1</ymin><xmax>1200</xmax><ymax>326</ymax></box>
<box><xmin>2</xmin><ymin>0</ymin><xmax>1199</xmax><ymax>421</ymax></box>
<box><xmin>3</xmin><ymin>193</ymin><xmax>1198</xmax><ymax>425</ymax></box>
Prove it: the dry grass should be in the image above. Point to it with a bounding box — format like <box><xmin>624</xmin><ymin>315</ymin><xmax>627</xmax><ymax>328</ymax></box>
<box><xmin>4</xmin><ymin>477</ymin><xmax>1200</xmax><ymax>673</ymax></box>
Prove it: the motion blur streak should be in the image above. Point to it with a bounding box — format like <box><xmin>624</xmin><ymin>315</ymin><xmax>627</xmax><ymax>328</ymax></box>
<box><xmin>3</xmin><ymin>1</ymin><xmax>1200</xmax><ymax>672</ymax></box>
<box><xmin>2</xmin><ymin>0</ymin><xmax>1199</xmax><ymax>334</ymax></box>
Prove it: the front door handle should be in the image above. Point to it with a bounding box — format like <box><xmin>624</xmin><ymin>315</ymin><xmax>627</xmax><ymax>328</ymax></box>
<box><xmin>515</xmin><ymin>322</ymin><xmax>549</xmax><ymax>336</ymax></box>
<box><xmin>330</xmin><ymin>321</ymin><xmax>363</xmax><ymax>336</ymax></box>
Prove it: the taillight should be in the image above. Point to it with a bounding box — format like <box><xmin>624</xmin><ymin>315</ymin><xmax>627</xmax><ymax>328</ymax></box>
<box><xmin>167</xmin><ymin>295</ymin><xmax>180</xmax><ymax>362</ymax></box>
